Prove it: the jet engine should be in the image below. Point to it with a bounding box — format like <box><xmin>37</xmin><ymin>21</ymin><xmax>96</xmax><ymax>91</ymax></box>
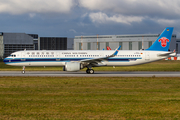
<box><xmin>63</xmin><ymin>62</ymin><xmax>83</xmax><ymax>72</ymax></box>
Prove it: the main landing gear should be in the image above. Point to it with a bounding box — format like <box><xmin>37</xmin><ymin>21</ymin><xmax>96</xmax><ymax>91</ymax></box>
<box><xmin>86</xmin><ymin>69</ymin><xmax>94</xmax><ymax>74</ymax></box>
<box><xmin>86</xmin><ymin>64</ymin><xmax>94</xmax><ymax>74</ymax></box>
<box><xmin>21</xmin><ymin>66</ymin><xmax>25</xmax><ymax>74</ymax></box>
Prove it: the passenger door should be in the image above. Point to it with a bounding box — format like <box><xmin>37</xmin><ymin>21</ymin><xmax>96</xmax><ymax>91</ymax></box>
<box><xmin>21</xmin><ymin>52</ymin><xmax>26</xmax><ymax>61</ymax></box>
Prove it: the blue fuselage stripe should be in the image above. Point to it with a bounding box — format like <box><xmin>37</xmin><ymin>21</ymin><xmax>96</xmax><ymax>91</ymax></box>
<box><xmin>4</xmin><ymin>57</ymin><xmax>142</xmax><ymax>64</ymax></box>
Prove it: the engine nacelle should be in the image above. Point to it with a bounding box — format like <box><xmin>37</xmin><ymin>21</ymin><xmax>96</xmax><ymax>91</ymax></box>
<box><xmin>63</xmin><ymin>62</ymin><xmax>83</xmax><ymax>72</ymax></box>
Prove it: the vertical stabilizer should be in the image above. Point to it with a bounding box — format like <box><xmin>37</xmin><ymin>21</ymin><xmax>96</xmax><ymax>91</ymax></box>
<box><xmin>146</xmin><ymin>27</ymin><xmax>173</xmax><ymax>51</ymax></box>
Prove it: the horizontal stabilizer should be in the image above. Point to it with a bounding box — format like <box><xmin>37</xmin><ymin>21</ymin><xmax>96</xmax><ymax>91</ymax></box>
<box><xmin>158</xmin><ymin>51</ymin><xmax>176</xmax><ymax>57</ymax></box>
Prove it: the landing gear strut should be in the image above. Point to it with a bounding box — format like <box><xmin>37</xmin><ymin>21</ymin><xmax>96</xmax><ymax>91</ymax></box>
<box><xmin>86</xmin><ymin>69</ymin><xmax>94</xmax><ymax>74</ymax></box>
<box><xmin>22</xmin><ymin>66</ymin><xmax>25</xmax><ymax>74</ymax></box>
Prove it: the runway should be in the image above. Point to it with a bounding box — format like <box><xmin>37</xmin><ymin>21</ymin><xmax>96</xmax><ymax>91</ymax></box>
<box><xmin>0</xmin><ymin>71</ymin><xmax>180</xmax><ymax>77</ymax></box>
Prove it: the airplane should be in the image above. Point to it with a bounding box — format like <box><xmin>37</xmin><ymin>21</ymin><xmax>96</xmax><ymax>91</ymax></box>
<box><xmin>102</xmin><ymin>46</ymin><xmax>111</xmax><ymax>50</ymax></box>
<box><xmin>3</xmin><ymin>27</ymin><xmax>176</xmax><ymax>74</ymax></box>
<box><xmin>106</xmin><ymin>46</ymin><xmax>111</xmax><ymax>50</ymax></box>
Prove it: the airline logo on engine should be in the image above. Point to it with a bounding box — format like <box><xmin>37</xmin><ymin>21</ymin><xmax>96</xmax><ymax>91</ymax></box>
<box><xmin>158</xmin><ymin>37</ymin><xmax>169</xmax><ymax>47</ymax></box>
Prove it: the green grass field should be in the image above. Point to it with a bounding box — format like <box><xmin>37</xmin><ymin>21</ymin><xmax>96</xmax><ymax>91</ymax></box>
<box><xmin>0</xmin><ymin>60</ymin><xmax>180</xmax><ymax>71</ymax></box>
<box><xmin>0</xmin><ymin>77</ymin><xmax>180</xmax><ymax>119</ymax></box>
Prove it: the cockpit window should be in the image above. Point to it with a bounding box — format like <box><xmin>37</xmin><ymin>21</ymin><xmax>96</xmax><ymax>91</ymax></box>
<box><xmin>9</xmin><ymin>54</ymin><xmax>16</xmax><ymax>57</ymax></box>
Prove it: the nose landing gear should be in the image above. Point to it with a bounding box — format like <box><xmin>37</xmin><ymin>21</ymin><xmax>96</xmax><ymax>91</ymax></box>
<box><xmin>21</xmin><ymin>66</ymin><xmax>25</xmax><ymax>74</ymax></box>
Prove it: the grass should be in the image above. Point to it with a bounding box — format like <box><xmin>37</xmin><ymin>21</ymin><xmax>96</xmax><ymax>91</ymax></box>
<box><xmin>0</xmin><ymin>77</ymin><xmax>180</xmax><ymax>119</ymax></box>
<box><xmin>0</xmin><ymin>60</ymin><xmax>180</xmax><ymax>71</ymax></box>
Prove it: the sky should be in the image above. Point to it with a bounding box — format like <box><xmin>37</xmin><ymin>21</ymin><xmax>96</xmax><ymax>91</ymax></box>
<box><xmin>0</xmin><ymin>0</ymin><xmax>180</xmax><ymax>38</ymax></box>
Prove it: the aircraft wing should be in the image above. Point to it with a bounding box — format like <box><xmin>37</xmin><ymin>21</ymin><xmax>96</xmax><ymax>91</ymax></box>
<box><xmin>80</xmin><ymin>46</ymin><xmax>121</xmax><ymax>64</ymax></box>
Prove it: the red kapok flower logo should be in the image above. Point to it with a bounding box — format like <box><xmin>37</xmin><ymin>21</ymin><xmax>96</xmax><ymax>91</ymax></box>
<box><xmin>158</xmin><ymin>37</ymin><xmax>169</xmax><ymax>47</ymax></box>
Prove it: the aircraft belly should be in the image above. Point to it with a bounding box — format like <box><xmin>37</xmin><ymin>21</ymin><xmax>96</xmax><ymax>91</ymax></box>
<box><xmin>6</xmin><ymin>62</ymin><xmax>29</xmax><ymax>66</ymax></box>
<box><xmin>105</xmin><ymin>61</ymin><xmax>138</xmax><ymax>66</ymax></box>
<box><xmin>105</xmin><ymin>59</ymin><xmax>146</xmax><ymax>66</ymax></box>
<box><xmin>6</xmin><ymin>62</ymin><xmax>64</xmax><ymax>67</ymax></box>
<box><xmin>28</xmin><ymin>62</ymin><xmax>64</xmax><ymax>66</ymax></box>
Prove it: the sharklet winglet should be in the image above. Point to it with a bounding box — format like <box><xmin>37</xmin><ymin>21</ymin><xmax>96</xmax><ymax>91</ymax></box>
<box><xmin>113</xmin><ymin>46</ymin><xmax>121</xmax><ymax>56</ymax></box>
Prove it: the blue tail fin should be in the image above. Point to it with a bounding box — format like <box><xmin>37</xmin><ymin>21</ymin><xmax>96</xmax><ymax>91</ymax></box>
<box><xmin>146</xmin><ymin>27</ymin><xmax>173</xmax><ymax>51</ymax></box>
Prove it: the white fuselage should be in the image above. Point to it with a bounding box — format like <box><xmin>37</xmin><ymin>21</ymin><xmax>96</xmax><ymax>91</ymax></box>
<box><xmin>4</xmin><ymin>50</ymin><xmax>170</xmax><ymax>67</ymax></box>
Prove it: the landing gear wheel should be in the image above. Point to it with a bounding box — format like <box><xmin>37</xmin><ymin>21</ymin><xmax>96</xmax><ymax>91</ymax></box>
<box><xmin>86</xmin><ymin>69</ymin><xmax>94</xmax><ymax>74</ymax></box>
<box><xmin>22</xmin><ymin>70</ymin><xmax>25</xmax><ymax>74</ymax></box>
<box><xmin>89</xmin><ymin>69</ymin><xmax>94</xmax><ymax>74</ymax></box>
<box><xmin>86</xmin><ymin>69</ymin><xmax>89</xmax><ymax>74</ymax></box>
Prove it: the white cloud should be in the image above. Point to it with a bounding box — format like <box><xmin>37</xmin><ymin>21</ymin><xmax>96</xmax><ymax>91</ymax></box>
<box><xmin>29</xmin><ymin>13</ymin><xmax>36</xmax><ymax>18</ymax></box>
<box><xmin>0</xmin><ymin>0</ymin><xmax>74</xmax><ymax>14</ymax></box>
<box><xmin>78</xmin><ymin>0</ymin><xmax>111</xmax><ymax>11</ymax></box>
<box><xmin>81</xmin><ymin>13</ymin><xmax>88</xmax><ymax>18</ymax></box>
<box><xmin>156</xmin><ymin>19</ymin><xmax>176</xmax><ymax>25</ymax></box>
<box><xmin>69</xmin><ymin>29</ymin><xmax>77</xmax><ymax>33</ymax></box>
<box><xmin>78</xmin><ymin>0</ymin><xmax>180</xmax><ymax>18</ymax></box>
<box><xmin>79</xmin><ymin>0</ymin><xmax>180</xmax><ymax>27</ymax></box>
<box><xmin>89</xmin><ymin>12</ymin><xmax>143</xmax><ymax>25</ymax></box>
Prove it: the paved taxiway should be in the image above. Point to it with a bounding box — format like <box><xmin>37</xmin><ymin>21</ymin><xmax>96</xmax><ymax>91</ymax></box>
<box><xmin>0</xmin><ymin>71</ymin><xmax>180</xmax><ymax>77</ymax></box>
